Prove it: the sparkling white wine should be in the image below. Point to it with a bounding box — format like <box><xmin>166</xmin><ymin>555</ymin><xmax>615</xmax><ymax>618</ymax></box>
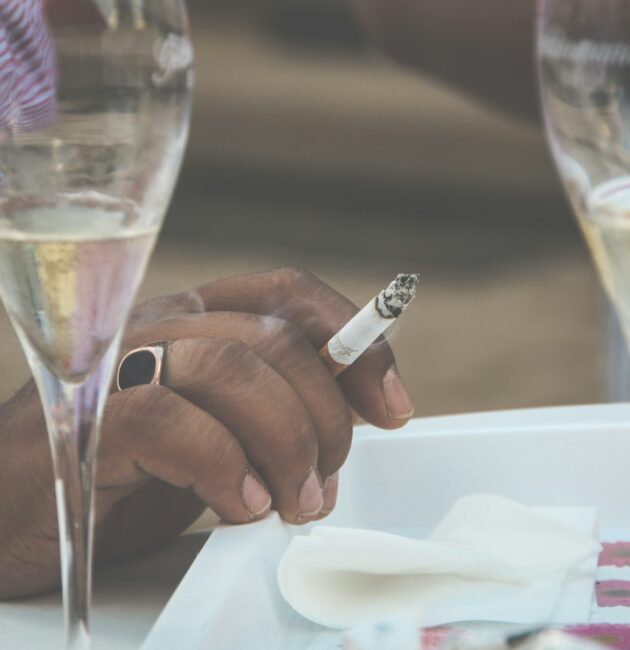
<box><xmin>573</xmin><ymin>179</ymin><xmax>630</xmax><ymax>337</ymax></box>
<box><xmin>0</xmin><ymin>195</ymin><xmax>157</xmax><ymax>382</ymax></box>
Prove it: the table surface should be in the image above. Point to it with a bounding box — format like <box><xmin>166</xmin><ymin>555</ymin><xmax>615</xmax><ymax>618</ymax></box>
<box><xmin>0</xmin><ymin>532</ymin><xmax>208</xmax><ymax>650</ymax></box>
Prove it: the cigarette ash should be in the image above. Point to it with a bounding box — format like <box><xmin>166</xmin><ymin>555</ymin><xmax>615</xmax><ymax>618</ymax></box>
<box><xmin>375</xmin><ymin>273</ymin><xmax>420</xmax><ymax>319</ymax></box>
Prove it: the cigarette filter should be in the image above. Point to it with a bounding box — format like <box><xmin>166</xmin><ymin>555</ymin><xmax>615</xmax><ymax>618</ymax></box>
<box><xmin>320</xmin><ymin>273</ymin><xmax>419</xmax><ymax>377</ymax></box>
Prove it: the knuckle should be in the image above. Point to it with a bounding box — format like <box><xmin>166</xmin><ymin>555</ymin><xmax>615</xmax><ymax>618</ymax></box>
<box><xmin>273</xmin><ymin>318</ymin><xmax>304</xmax><ymax>346</ymax></box>
<box><xmin>247</xmin><ymin>314</ymin><xmax>287</xmax><ymax>339</ymax></box>
<box><xmin>180</xmin><ymin>289</ymin><xmax>206</xmax><ymax>314</ymax></box>
<box><xmin>168</xmin><ymin>338</ymin><xmax>210</xmax><ymax>374</ymax></box>
<box><xmin>252</xmin><ymin>317</ymin><xmax>312</xmax><ymax>364</ymax></box>
<box><xmin>211</xmin><ymin>337</ymin><xmax>255</xmax><ymax>370</ymax></box>
<box><xmin>203</xmin><ymin>337</ymin><xmax>273</xmax><ymax>389</ymax></box>
<box><xmin>128</xmin><ymin>295</ymin><xmax>177</xmax><ymax>326</ymax></box>
<box><xmin>127</xmin><ymin>290</ymin><xmax>203</xmax><ymax>331</ymax></box>
<box><xmin>169</xmin><ymin>337</ymin><xmax>257</xmax><ymax>380</ymax></box>
<box><xmin>247</xmin><ymin>315</ymin><xmax>311</xmax><ymax>357</ymax></box>
<box><xmin>121</xmin><ymin>317</ymin><xmax>175</xmax><ymax>352</ymax></box>
<box><xmin>272</xmin><ymin>266</ymin><xmax>315</xmax><ymax>294</ymax></box>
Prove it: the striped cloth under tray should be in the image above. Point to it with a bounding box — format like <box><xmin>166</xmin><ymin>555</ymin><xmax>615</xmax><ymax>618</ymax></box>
<box><xmin>418</xmin><ymin>543</ymin><xmax>630</xmax><ymax>650</ymax></box>
<box><xmin>550</xmin><ymin>542</ymin><xmax>630</xmax><ymax>649</ymax></box>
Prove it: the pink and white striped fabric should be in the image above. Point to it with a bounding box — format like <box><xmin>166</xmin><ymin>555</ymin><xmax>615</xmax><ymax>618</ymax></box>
<box><xmin>0</xmin><ymin>0</ymin><xmax>56</xmax><ymax>134</ymax></box>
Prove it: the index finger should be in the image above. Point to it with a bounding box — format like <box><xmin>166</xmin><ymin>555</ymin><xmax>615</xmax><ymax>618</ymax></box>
<box><xmin>147</xmin><ymin>267</ymin><xmax>415</xmax><ymax>429</ymax></box>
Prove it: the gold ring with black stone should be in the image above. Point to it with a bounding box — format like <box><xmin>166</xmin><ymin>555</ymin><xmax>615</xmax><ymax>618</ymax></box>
<box><xmin>116</xmin><ymin>342</ymin><xmax>169</xmax><ymax>391</ymax></box>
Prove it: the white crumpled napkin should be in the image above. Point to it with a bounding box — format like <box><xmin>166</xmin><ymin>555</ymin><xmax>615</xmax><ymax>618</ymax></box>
<box><xmin>277</xmin><ymin>495</ymin><xmax>601</xmax><ymax>629</ymax></box>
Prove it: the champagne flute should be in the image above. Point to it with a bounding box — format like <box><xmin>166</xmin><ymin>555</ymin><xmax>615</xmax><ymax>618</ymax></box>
<box><xmin>538</xmin><ymin>0</ymin><xmax>630</xmax><ymax>346</ymax></box>
<box><xmin>0</xmin><ymin>1</ymin><xmax>192</xmax><ymax>647</ymax></box>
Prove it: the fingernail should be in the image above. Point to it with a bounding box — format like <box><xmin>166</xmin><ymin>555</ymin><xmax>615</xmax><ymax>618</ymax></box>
<box><xmin>321</xmin><ymin>472</ymin><xmax>339</xmax><ymax>515</ymax></box>
<box><xmin>299</xmin><ymin>468</ymin><xmax>324</xmax><ymax>519</ymax></box>
<box><xmin>383</xmin><ymin>366</ymin><xmax>415</xmax><ymax>420</ymax></box>
<box><xmin>242</xmin><ymin>473</ymin><xmax>272</xmax><ymax>518</ymax></box>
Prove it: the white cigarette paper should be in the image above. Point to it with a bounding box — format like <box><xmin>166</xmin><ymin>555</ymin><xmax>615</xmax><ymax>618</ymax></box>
<box><xmin>320</xmin><ymin>274</ymin><xmax>419</xmax><ymax>376</ymax></box>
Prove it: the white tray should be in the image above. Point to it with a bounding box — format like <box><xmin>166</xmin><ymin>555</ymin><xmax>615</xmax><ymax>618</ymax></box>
<box><xmin>143</xmin><ymin>404</ymin><xmax>630</xmax><ymax>649</ymax></box>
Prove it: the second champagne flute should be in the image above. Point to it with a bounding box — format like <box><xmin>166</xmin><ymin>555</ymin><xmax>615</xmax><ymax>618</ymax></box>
<box><xmin>538</xmin><ymin>0</ymin><xmax>630</xmax><ymax>347</ymax></box>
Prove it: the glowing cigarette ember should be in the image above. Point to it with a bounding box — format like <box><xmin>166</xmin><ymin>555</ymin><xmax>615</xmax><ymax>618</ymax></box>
<box><xmin>320</xmin><ymin>273</ymin><xmax>420</xmax><ymax>377</ymax></box>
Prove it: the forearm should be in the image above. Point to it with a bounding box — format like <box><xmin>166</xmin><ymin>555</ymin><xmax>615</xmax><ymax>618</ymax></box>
<box><xmin>351</xmin><ymin>0</ymin><xmax>539</xmax><ymax>122</ymax></box>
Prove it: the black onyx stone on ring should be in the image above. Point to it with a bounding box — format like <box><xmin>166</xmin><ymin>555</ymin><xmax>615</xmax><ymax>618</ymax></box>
<box><xmin>116</xmin><ymin>344</ymin><xmax>167</xmax><ymax>390</ymax></box>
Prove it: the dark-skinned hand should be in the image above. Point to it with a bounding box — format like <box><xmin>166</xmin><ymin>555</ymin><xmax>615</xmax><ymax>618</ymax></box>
<box><xmin>0</xmin><ymin>268</ymin><xmax>414</xmax><ymax>599</ymax></box>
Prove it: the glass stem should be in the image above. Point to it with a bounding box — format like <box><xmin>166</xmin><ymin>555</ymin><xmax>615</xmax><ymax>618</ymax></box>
<box><xmin>27</xmin><ymin>339</ymin><xmax>121</xmax><ymax>650</ymax></box>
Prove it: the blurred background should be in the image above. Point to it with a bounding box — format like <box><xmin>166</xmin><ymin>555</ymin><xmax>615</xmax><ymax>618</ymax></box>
<box><xmin>0</xmin><ymin>0</ymin><xmax>613</xmax><ymax>414</ymax></box>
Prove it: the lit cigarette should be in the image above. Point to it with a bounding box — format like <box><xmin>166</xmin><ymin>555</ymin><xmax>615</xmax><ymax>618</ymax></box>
<box><xmin>319</xmin><ymin>273</ymin><xmax>420</xmax><ymax>377</ymax></box>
